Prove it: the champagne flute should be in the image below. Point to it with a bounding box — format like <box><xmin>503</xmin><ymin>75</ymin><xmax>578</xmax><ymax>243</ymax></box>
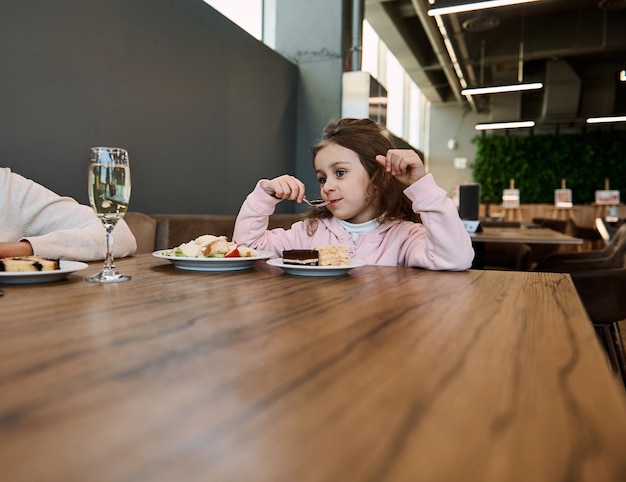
<box><xmin>86</xmin><ymin>147</ymin><xmax>132</xmax><ymax>282</ymax></box>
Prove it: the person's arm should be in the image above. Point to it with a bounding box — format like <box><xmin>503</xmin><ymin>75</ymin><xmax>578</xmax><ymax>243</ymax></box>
<box><xmin>5</xmin><ymin>170</ymin><xmax>136</xmax><ymax>261</ymax></box>
<box><xmin>24</xmin><ymin>213</ymin><xmax>137</xmax><ymax>261</ymax></box>
<box><xmin>233</xmin><ymin>180</ymin><xmax>282</xmax><ymax>248</ymax></box>
<box><xmin>403</xmin><ymin>175</ymin><xmax>474</xmax><ymax>270</ymax></box>
<box><xmin>0</xmin><ymin>241</ymin><xmax>33</xmax><ymax>258</ymax></box>
<box><xmin>233</xmin><ymin>178</ymin><xmax>312</xmax><ymax>256</ymax></box>
<box><xmin>375</xmin><ymin>150</ymin><xmax>473</xmax><ymax>270</ymax></box>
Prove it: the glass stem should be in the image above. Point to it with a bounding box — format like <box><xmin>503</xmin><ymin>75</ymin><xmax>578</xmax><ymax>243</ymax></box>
<box><xmin>103</xmin><ymin>223</ymin><xmax>116</xmax><ymax>275</ymax></box>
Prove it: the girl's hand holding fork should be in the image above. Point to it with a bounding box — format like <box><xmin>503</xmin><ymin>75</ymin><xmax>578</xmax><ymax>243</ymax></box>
<box><xmin>261</xmin><ymin>175</ymin><xmax>306</xmax><ymax>203</ymax></box>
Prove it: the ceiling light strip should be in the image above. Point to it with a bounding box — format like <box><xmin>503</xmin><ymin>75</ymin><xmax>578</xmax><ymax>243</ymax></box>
<box><xmin>428</xmin><ymin>0</ymin><xmax>540</xmax><ymax>17</ymax></box>
<box><xmin>586</xmin><ymin>116</ymin><xmax>626</xmax><ymax>124</ymax></box>
<box><xmin>461</xmin><ymin>82</ymin><xmax>543</xmax><ymax>95</ymax></box>
<box><xmin>475</xmin><ymin>120</ymin><xmax>535</xmax><ymax>130</ymax></box>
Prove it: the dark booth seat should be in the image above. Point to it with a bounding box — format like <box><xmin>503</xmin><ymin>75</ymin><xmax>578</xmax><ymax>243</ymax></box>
<box><xmin>124</xmin><ymin>212</ymin><xmax>305</xmax><ymax>253</ymax></box>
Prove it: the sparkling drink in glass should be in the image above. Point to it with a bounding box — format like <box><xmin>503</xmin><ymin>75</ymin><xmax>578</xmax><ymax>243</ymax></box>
<box><xmin>86</xmin><ymin>146</ymin><xmax>132</xmax><ymax>282</ymax></box>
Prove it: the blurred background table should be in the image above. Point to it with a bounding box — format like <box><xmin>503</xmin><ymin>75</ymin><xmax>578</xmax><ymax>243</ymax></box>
<box><xmin>471</xmin><ymin>226</ymin><xmax>583</xmax><ymax>245</ymax></box>
<box><xmin>470</xmin><ymin>226</ymin><xmax>583</xmax><ymax>269</ymax></box>
<box><xmin>1</xmin><ymin>254</ymin><xmax>625</xmax><ymax>482</ymax></box>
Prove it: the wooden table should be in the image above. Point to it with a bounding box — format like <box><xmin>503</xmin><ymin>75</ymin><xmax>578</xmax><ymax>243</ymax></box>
<box><xmin>1</xmin><ymin>254</ymin><xmax>625</xmax><ymax>482</ymax></box>
<box><xmin>470</xmin><ymin>226</ymin><xmax>583</xmax><ymax>245</ymax></box>
<box><xmin>471</xmin><ymin>226</ymin><xmax>583</xmax><ymax>268</ymax></box>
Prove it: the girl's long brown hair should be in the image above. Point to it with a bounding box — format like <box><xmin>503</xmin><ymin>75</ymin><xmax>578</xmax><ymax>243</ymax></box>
<box><xmin>305</xmin><ymin>118</ymin><xmax>420</xmax><ymax>231</ymax></box>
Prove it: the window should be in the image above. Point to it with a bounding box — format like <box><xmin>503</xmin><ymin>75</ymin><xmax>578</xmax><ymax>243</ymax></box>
<box><xmin>203</xmin><ymin>0</ymin><xmax>263</xmax><ymax>40</ymax></box>
<box><xmin>362</xmin><ymin>21</ymin><xmax>379</xmax><ymax>78</ymax></box>
<box><xmin>201</xmin><ymin>5</ymin><xmax>428</xmax><ymax>149</ymax></box>
<box><xmin>362</xmin><ymin>21</ymin><xmax>429</xmax><ymax>150</ymax></box>
<box><xmin>385</xmin><ymin>50</ymin><xmax>404</xmax><ymax>137</ymax></box>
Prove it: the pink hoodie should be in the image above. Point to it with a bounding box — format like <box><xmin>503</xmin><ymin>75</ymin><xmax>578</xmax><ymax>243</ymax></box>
<box><xmin>233</xmin><ymin>173</ymin><xmax>474</xmax><ymax>270</ymax></box>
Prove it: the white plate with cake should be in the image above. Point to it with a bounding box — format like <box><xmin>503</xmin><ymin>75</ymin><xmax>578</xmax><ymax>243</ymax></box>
<box><xmin>153</xmin><ymin>250</ymin><xmax>273</xmax><ymax>272</ymax></box>
<box><xmin>267</xmin><ymin>258</ymin><xmax>365</xmax><ymax>276</ymax></box>
<box><xmin>267</xmin><ymin>247</ymin><xmax>365</xmax><ymax>276</ymax></box>
<box><xmin>0</xmin><ymin>257</ymin><xmax>88</xmax><ymax>284</ymax></box>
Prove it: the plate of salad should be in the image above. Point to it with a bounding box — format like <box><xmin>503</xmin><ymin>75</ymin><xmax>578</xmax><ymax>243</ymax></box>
<box><xmin>152</xmin><ymin>235</ymin><xmax>273</xmax><ymax>272</ymax></box>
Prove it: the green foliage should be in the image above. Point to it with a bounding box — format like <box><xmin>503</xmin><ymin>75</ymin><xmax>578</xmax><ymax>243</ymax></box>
<box><xmin>473</xmin><ymin>131</ymin><xmax>626</xmax><ymax>204</ymax></box>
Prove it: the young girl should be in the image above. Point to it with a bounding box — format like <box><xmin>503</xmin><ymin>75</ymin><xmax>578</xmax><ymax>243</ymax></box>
<box><xmin>233</xmin><ymin>118</ymin><xmax>474</xmax><ymax>270</ymax></box>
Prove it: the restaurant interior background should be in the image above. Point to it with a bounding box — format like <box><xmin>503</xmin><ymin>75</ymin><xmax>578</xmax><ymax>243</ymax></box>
<box><xmin>1</xmin><ymin>0</ymin><xmax>625</xmax><ymax>215</ymax></box>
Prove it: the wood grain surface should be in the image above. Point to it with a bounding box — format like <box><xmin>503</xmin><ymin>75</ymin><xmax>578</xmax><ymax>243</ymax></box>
<box><xmin>470</xmin><ymin>227</ymin><xmax>583</xmax><ymax>245</ymax></box>
<box><xmin>1</xmin><ymin>254</ymin><xmax>625</xmax><ymax>482</ymax></box>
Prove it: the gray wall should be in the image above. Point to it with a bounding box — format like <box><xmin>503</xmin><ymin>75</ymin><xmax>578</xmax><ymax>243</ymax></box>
<box><xmin>428</xmin><ymin>104</ymin><xmax>490</xmax><ymax>196</ymax></box>
<box><xmin>272</xmin><ymin>0</ymin><xmax>349</xmax><ymax>197</ymax></box>
<box><xmin>0</xmin><ymin>0</ymin><xmax>298</xmax><ymax>215</ymax></box>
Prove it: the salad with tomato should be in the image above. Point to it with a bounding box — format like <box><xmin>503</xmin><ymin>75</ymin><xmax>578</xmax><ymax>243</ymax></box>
<box><xmin>167</xmin><ymin>235</ymin><xmax>258</xmax><ymax>258</ymax></box>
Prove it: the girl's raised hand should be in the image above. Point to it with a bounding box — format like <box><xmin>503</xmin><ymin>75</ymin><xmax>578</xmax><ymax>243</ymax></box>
<box><xmin>261</xmin><ymin>175</ymin><xmax>306</xmax><ymax>203</ymax></box>
<box><xmin>375</xmin><ymin>149</ymin><xmax>427</xmax><ymax>187</ymax></box>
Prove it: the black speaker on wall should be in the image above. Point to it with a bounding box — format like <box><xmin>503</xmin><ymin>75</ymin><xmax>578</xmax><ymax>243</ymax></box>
<box><xmin>459</xmin><ymin>184</ymin><xmax>480</xmax><ymax>220</ymax></box>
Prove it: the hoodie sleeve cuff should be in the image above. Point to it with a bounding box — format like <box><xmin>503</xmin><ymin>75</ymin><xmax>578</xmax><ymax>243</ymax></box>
<box><xmin>244</xmin><ymin>180</ymin><xmax>283</xmax><ymax>215</ymax></box>
<box><xmin>403</xmin><ymin>174</ymin><xmax>448</xmax><ymax>209</ymax></box>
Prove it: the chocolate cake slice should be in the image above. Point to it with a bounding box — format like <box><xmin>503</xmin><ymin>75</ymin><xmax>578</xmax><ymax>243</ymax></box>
<box><xmin>282</xmin><ymin>249</ymin><xmax>319</xmax><ymax>266</ymax></box>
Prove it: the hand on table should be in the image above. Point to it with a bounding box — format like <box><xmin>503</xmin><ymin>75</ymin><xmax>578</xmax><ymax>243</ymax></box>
<box><xmin>0</xmin><ymin>241</ymin><xmax>34</xmax><ymax>258</ymax></box>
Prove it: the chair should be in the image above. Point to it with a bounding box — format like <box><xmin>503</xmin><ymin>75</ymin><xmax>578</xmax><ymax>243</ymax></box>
<box><xmin>570</xmin><ymin>268</ymin><xmax>626</xmax><ymax>387</ymax></box>
<box><xmin>595</xmin><ymin>217</ymin><xmax>612</xmax><ymax>245</ymax></box>
<box><xmin>568</xmin><ymin>218</ymin><xmax>604</xmax><ymax>251</ymax></box>
<box><xmin>152</xmin><ymin>213</ymin><xmax>305</xmax><ymax>250</ymax></box>
<box><xmin>124</xmin><ymin>212</ymin><xmax>158</xmax><ymax>254</ymax></box>
<box><xmin>534</xmin><ymin>224</ymin><xmax>626</xmax><ymax>272</ymax></box>
<box><xmin>596</xmin><ymin>217</ymin><xmax>626</xmax><ymax>245</ymax></box>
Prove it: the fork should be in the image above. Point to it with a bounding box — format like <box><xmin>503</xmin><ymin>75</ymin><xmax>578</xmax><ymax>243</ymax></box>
<box><xmin>261</xmin><ymin>184</ymin><xmax>330</xmax><ymax>207</ymax></box>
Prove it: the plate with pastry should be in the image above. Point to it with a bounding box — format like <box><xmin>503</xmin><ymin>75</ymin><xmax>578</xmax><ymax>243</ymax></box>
<box><xmin>0</xmin><ymin>256</ymin><xmax>88</xmax><ymax>284</ymax></box>
<box><xmin>153</xmin><ymin>234</ymin><xmax>272</xmax><ymax>272</ymax></box>
<box><xmin>266</xmin><ymin>247</ymin><xmax>365</xmax><ymax>277</ymax></box>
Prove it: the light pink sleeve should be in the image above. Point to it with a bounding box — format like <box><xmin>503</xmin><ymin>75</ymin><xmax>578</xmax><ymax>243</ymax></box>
<box><xmin>403</xmin><ymin>174</ymin><xmax>474</xmax><ymax>270</ymax></box>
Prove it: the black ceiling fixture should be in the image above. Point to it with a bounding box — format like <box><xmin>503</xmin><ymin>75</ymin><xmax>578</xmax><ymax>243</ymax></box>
<box><xmin>365</xmin><ymin>0</ymin><xmax>626</xmax><ymax>131</ymax></box>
